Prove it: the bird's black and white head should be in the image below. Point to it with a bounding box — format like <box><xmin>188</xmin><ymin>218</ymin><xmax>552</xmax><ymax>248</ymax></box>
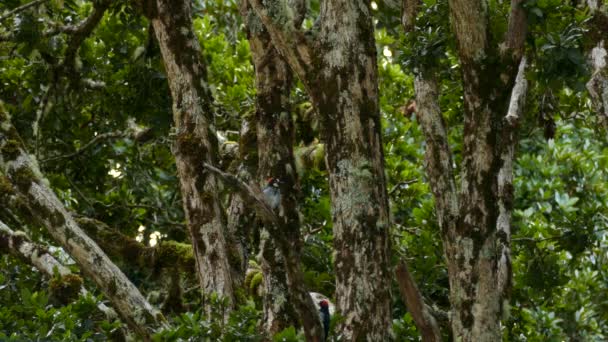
<box><xmin>319</xmin><ymin>299</ymin><xmax>329</xmax><ymax>311</ymax></box>
<box><xmin>266</xmin><ymin>177</ymin><xmax>280</xmax><ymax>187</ymax></box>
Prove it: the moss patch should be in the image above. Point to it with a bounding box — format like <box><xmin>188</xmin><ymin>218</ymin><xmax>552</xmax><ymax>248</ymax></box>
<box><xmin>49</xmin><ymin>273</ymin><xmax>83</xmax><ymax>304</ymax></box>
<box><xmin>1</xmin><ymin>140</ymin><xmax>21</xmax><ymax>161</ymax></box>
<box><xmin>0</xmin><ymin>174</ymin><xmax>13</xmax><ymax>198</ymax></box>
<box><xmin>10</xmin><ymin>166</ymin><xmax>36</xmax><ymax>193</ymax></box>
<box><xmin>157</xmin><ymin>240</ymin><xmax>195</xmax><ymax>271</ymax></box>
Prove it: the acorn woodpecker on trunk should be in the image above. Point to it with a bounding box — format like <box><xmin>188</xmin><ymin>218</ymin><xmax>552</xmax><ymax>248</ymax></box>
<box><xmin>262</xmin><ymin>177</ymin><xmax>281</xmax><ymax>210</ymax></box>
<box><xmin>319</xmin><ymin>299</ymin><xmax>330</xmax><ymax>341</ymax></box>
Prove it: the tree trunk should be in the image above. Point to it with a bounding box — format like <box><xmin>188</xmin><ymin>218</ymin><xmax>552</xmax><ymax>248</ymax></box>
<box><xmin>246</xmin><ymin>0</ymin><xmax>393</xmax><ymax>339</ymax></box>
<box><xmin>243</xmin><ymin>3</ymin><xmax>324</xmax><ymax>338</ymax></box>
<box><xmin>141</xmin><ymin>0</ymin><xmax>235</xmax><ymax>307</ymax></box>
<box><xmin>312</xmin><ymin>3</ymin><xmax>392</xmax><ymax>340</ymax></box>
<box><xmin>405</xmin><ymin>0</ymin><xmax>527</xmax><ymax>339</ymax></box>
<box><xmin>446</xmin><ymin>1</ymin><xmax>525</xmax><ymax>339</ymax></box>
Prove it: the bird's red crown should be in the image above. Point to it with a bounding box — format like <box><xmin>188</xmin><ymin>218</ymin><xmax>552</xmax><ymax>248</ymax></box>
<box><xmin>319</xmin><ymin>299</ymin><xmax>329</xmax><ymax>308</ymax></box>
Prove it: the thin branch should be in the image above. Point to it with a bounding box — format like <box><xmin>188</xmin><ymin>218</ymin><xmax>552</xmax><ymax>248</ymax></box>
<box><xmin>0</xmin><ymin>0</ymin><xmax>48</xmax><ymax>23</ymax></box>
<box><xmin>33</xmin><ymin>83</ymin><xmax>54</xmax><ymax>158</ymax></box>
<box><xmin>395</xmin><ymin>260</ymin><xmax>442</xmax><ymax>342</ymax></box>
<box><xmin>41</xmin><ymin>131</ymin><xmax>126</xmax><ymax>164</ymax></box>
<box><xmin>202</xmin><ymin>162</ymin><xmax>281</xmax><ymax>227</ymax></box>
<box><xmin>389</xmin><ymin>178</ymin><xmax>418</xmax><ymax>196</ymax></box>
<box><xmin>505</xmin><ymin>57</ymin><xmax>528</xmax><ymax>127</ymax></box>
<box><xmin>81</xmin><ymin>78</ymin><xmax>106</xmax><ymax>89</ymax></box>
<box><xmin>62</xmin><ymin>0</ymin><xmax>111</xmax><ymax>74</ymax></box>
<box><xmin>512</xmin><ymin>227</ymin><xmax>608</xmax><ymax>244</ymax></box>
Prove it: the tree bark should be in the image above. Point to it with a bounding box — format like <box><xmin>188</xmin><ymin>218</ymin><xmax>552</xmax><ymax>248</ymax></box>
<box><xmin>225</xmin><ymin>117</ymin><xmax>258</xmax><ymax>289</ymax></box>
<box><xmin>240</xmin><ymin>3</ymin><xmax>323</xmax><ymax>338</ymax></box>
<box><xmin>247</xmin><ymin>1</ymin><xmax>393</xmax><ymax>339</ymax></box>
<box><xmin>0</xmin><ymin>111</ymin><xmax>165</xmax><ymax>339</ymax></box>
<box><xmin>447</xmin><ymin>1</ymin><xmax>525</xmax><ymax>339</ymax></box>
<box><xmin>140</xmin><ymin>0</ymin><xmax>236</xmax><ymax>307</ymax></box>
<box><xmin>405</xmin><ymin>0</ymin><xmax>528</xmax><ymax>340</ymax></box>
<box><xmin>584</xmin><ymin>2</ymin><xmax>608</xmax><ymax>127</ymax></box>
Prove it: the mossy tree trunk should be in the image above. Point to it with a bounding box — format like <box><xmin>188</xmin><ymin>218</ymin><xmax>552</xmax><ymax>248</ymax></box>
<box><xmin>242</xmin><ymin>2</ymin><xmax>323</xmax><ymax>339</ymax></box>
<box><xmin>247</xmin><ymin>0</ymin><xmax>392</xmax><ymax>339</ymax></box>
<box><xmin>406</xmin><ymin>0</ymin><xmax>528</xmax><ymax>340</ymax></box>
<box><xmin>140</xmin><ymin>0</ymin><xmax>236</xmax><ymax>307</ymax></box>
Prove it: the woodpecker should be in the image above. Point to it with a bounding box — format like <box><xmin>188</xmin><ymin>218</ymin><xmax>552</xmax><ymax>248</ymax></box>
<box><xmin>262</xmin><ymin>177</ymin><xmax>281</xmax><ymax>210</ymax></box>
<box><xmin>319</xmin><ymin>299</ymin><xmax>330</xmax><ymax>341</ymax></box>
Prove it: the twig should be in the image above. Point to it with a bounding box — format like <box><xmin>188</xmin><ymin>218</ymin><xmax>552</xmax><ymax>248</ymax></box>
<box><xmin>81</xmin><ymin>78</ymin><xmax>106</xmax><ymax>89</ymax></box>
<box><xmin>389</xmin><ymin>178</ymin><xmax>418</xmax><ymax>196</ymax></box>
<box><xmin>512</xmin><ymin>227</ymin><xmax>608</xmax><ymax>244</ymax></box>
<box><xmin>65</xmin><ymin>175</ymin><xmax>94</xmax><ymax>208</ymax></box>
<box><xmin>33</xmin><ymin>84</ymin><xmax>54</xmax><ymax>158</ymax></box>
<box><xmin>42</xmin><ymin>131</ymin><xmax>126</xmax><ymax>164</ymax></box>
<box><xmin>0</xmin><ymin>0</ymin><xmax>48</xmax><ymax>23</ymax></box>
<box><xmin>62</xmin><ymin>0</ymin><xmax>112</xmax><ymax>72</ymax></box>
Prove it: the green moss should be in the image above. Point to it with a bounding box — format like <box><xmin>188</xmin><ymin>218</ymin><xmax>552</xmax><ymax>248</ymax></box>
<box><xmin>49</xmin><ymin>273</ymin><xmax>83</xmax><ymax>304</ymax></box>
<box><xmin>49</xmin><ymin>209</ymin><xmax>66</xmax><ymax>227</ymax></box>
<box><xmin>10</xmin><ymin>166</ymin><xmax>36</xmax><ymax>193</ymax></box>
<box><xmin>234</xmin><ymin>286</ymin><xmax>248</xmax><ymax>305</ymax></box>
<box><xmin>1</xmin><ymin>140</ymin><xmax>21</xmax><ymax>161</ymax></box>
<box><xmin>0</xmin><ymin>174</ymin><xmax>13</xmax><ymax>198</ymax></box>
<box><xmin>249</xmin><ymin>271</ymin><xmax>263</xmax><ymax>294</ymax></box>
<box><xmin>0</xmin><ymin>101</ymin><xmax>7</xmax><ymax>121</ymax></box>
<box><xmin>157</xmin><ymin>240</ymin><xmax>195</xmax><ymax>270</ymax></box>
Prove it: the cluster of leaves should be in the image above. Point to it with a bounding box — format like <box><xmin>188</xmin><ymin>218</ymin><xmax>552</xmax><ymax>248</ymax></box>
<box><xmin>506</xmin><ymin>120</ymin><xmax>608</xmax><ymax>340</ymax></box>
<box><xmin>0</xmin><ymin>256</ymin><xmax>122</xmax><ymax>341</ymax></box>
<box><xmin>153</xmin><ymin>297</ymin><xmax>262</xmax><ymax>342</ymax></box>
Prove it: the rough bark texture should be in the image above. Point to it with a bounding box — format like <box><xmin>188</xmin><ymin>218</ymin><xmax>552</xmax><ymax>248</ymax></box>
<box><xmin>585</xmin><ymin>3</ymin><xmax>608</xmax><ymax>127</ymax></box>
<box><xmin>247</xmin><ymin>1</ymin><xmax>393</xmax><ymax>339</ymax></box>
<box><xmin>141</xmin><ymin>0</ymin><xmax>236</xmax><ymax>306</ymax></box>
<box><xmin>225</xmin><ymin>117</ymin><xmax>258</xmax><ymax>288</ymax></box>
<box><xmin>314</xmin><ymin>4</ymin><xmax>392</xmax><ymax>339</ymax></box>
<box><xmin>241</xmin><ymin>3</ymin><xmax>323</xmax><ymax>338</ymax></box>
<box><xmin>0</xmin><ymin>111</ymin><xmax>165</xmax><ymax>339</ymax></box>
<box><xmin>406</xmin><ymin>0</ymin><xmax>528</xmax><ymax>340</ymax></box>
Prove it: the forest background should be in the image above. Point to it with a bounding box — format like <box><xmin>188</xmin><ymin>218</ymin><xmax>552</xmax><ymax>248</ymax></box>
<box><xmin>0</xmin><ymin>0</ymin><xmax>607</xmax><ymax>341</ymax></box>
